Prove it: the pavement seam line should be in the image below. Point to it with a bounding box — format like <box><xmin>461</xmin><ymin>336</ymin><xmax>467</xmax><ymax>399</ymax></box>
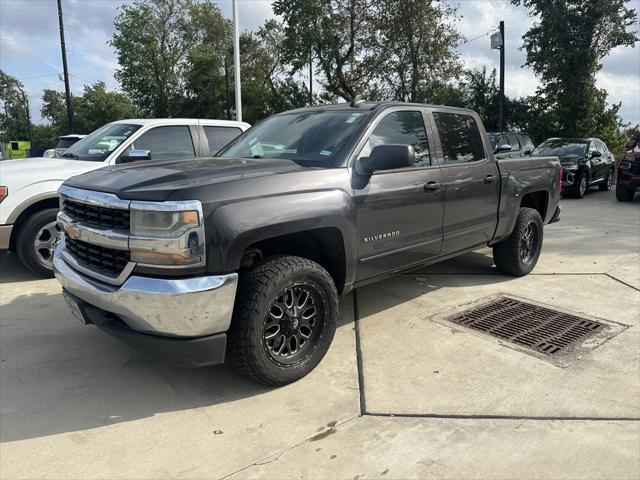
<box><xmin>365</xmin><ymin>412</ymin><xmax>640</xmax><ymax>422</ymax></box>
<box><xmin>353</xmin><ymin>288</ymin><xmax>367</xmax><ymax>416</ymax></box>
<box><xmin>604</xmin><ymin>273</ymin><xmax>640</xmax><ymax>292</ymax></box>
<box><xmin>218</xmin><ymin>414</ymin><xmax>361</xmax><ymax>479</ymax></box>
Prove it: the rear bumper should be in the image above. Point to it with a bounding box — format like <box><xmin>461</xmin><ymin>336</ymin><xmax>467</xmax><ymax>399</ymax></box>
<box><xmin>68</xmin><ymin>293</ymin><xmax>227</xmax><ymax>367</ymax></box>
<box><xmin>617</xmin><ymin>172</ymin><xmax>640</xmax><ymax>190</ymax></box>
<box><xmin>0</xmin><ymin>224</ymin><xmax>12</xmax><ymax>251</ymax></box>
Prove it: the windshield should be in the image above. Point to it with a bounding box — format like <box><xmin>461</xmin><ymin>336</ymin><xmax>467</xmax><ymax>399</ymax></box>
<box><xmin>488</xmin><ymin>133</ymin><xmax>501</xmax><ymax>150</ymax></box>
<box><xmin>532</xmin><ymin>140</ymin><xmax>588</xmax><ymax>157</ymax></box>
<box><xmin>61</xmin><ymin>123</ymin><xmax>141</xmax><ymax>161</ymax></box>
<box><xmin>218</xmin><ymin>110</ymin><xmax>370</xmax><ymax>166</ymax></box>
<box><xmin>55</xmin><ymin>138</ymin><xmax>80</xmax><ymax>149</ymax></box>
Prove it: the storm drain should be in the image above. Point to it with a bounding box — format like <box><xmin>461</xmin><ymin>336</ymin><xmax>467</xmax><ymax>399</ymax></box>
<box><xmin>450</xmin><ymin>297</ymin><xmax>605</xmax><ymax>355</ymax></box>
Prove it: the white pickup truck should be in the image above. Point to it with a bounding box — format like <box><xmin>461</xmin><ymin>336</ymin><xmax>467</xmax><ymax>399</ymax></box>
<box><xmin>0</xmin><ymin>118</ymin><xmax>250</xmax><ymax>276</ymax></box>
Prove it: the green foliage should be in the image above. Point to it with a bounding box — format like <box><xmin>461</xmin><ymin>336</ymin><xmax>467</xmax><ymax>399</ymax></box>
<box><xmin>513</xmin><ymin>0</ymin><xmax>638</xmax><ymax>140</ymax></box>
<box><xmin>0</xmin><ymin>70</ymin><xmax>30</xmax><ymax>141</ymax></box>
<box><xmin>111</xmin><ymin>0</ymin><xmax>197</xmax><ymax>117</ymax></box>
<box><xmin>41</xmin><ymin>82</ymin><xmax>137</xmax><ymax>135</ymax></box>
<box><xmin>375</xmin><ymin>0</ymin><xmax>463</xmax><ymax>102</ymax></box>
<box><xmin>30</xmin><ymin>124</ymin><xmax>60</xmax><ymax>150</ymax></box>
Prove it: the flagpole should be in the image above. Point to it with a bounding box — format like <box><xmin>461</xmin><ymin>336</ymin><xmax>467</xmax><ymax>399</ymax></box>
<box><xmin>232</xmin><ymin>0</ymin><xmax>242</xmax><ymax>122</ymax></box>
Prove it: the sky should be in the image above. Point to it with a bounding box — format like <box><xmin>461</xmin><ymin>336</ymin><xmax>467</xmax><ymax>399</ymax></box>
<box><xmin>1</xmin><ymin>0</ymin><xmax>639</xmax><ymax>126</ymax></box>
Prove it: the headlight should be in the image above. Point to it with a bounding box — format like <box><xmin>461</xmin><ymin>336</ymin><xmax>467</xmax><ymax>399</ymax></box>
<box><xmin>129</xmin><ymin>201</ymin><xmax>205</xmax><ymax>267</ymax></box>
<box><xmin>0</xmin><ymin>186</ymin><xmax>7</xmax><ymax>203</ymax></box>
<box><xmin>131</xmin><ymin>209</ymin><xmax>199</xmax><ymax>237</ymax></box>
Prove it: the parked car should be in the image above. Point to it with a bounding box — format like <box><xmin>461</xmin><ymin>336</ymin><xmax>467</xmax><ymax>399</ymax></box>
<box><xmin>43</xmin><ymin>134</ymin><xmax>86</xmax><ymax>158</ymax></box>
<box><xmin>616</xmin><ymin>140</ymin><xmax>640</xmax><ymax>201</ymax></box>
<box><xmin>488</xmin><ymin>132</ymin><xmax>535</xmax><ymax>158</ymax></box>
<box><xmin>0</xmin><ymin>118</ymin><xmax>250</xmax><ymax>276</ymax></box>
<box><xmin>531</xmin><ymin>137</ymin><xmax>615</xmax><ymax>198</ymax></box>
<box><xmin>53</xmin><ymin>102</ymin><xmax>561</xmax><ymax>386</ymax></box>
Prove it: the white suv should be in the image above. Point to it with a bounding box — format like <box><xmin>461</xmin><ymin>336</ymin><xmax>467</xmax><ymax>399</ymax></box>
<box><xmin>0</xmin><ymin>118</ymin><xmax>250</xmax><ymax>276</ymax></box>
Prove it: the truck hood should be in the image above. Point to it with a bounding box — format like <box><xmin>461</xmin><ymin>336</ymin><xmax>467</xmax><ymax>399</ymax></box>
<box><xmin>64</xmin><ymin>157</ymin><xmax>311</xmax><ymax>201</ymax></box>
<box><xmin>0</xmin><ymin>157</ymin><xmax>103</xmax><ymax>192</ymax></box>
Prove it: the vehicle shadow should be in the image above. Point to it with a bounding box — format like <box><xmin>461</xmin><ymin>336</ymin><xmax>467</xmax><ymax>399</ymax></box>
<box><xmin>0</xmin><ymin>252</ymin><xmax>43</xmax><ymax>284</ymax></box>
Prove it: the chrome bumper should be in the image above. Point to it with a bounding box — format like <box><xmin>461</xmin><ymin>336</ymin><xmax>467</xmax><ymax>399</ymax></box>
<box><xmin>53</xmin><ymin>245</ymin><xmax>238</xmax><ymax>338</ymax></box>
<box><xmin>0</xmin><ymin>224</ymin><xmax>12</xmax><ymax>250</ymax></box>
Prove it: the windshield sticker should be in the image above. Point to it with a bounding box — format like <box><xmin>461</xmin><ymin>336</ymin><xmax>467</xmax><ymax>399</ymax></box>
<box><xmin>346</xmin><ymin>113</ymin><xmax>361</xmax><ymax>123</ymax></box>
<box><xmin>320</xmin><ymin>150</ymin><xmax>332</xmax><ymax>156</ymax></box>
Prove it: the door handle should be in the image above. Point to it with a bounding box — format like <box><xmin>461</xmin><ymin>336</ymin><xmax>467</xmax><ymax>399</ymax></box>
<box><xmin>484</xmin><ymin>174</ymin><xmax>495</xmax><ymax>184</ymax></box>
<box><xmin>424</xmin><ymin>181</ymin><xmax>440</xmax><ymax>192</ymax></box>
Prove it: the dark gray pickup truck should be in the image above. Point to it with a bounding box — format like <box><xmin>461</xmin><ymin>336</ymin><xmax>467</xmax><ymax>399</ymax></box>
<box><xmin>53</xmin><ymin>102</ymin><xmax>561</xmax><ymax>385</ymax></box>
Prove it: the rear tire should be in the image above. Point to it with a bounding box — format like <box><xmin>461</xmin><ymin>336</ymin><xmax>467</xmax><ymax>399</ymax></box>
<box><xmin>15</xmin><ymin>208</ymin><xmax>61</xmax><ymax>277</ymax></box>
<box><xmin>493</xmin><ymin>207</ymin><xmax>543</xmax><ymax>277</ymax></box>
<box><xmin>227</xmin><ymin>255</ymin><xmax>338</xmax><ymax>386</ymax></box>
<box><xmin>599</xmin><ymin>169</ymin><xmax>614</xmax><ymax>191</ymax></box>
<box><xmin>616</xmin><ymin>184</ymin><xmax>635</xmax><ymax>202</ymax></box>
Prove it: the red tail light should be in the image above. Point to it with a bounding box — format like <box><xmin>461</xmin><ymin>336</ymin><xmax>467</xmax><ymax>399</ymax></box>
<box><xmin>558</xmin><ymin>166</ymin><xmax>563</xmax><ymax>193</ymax></box>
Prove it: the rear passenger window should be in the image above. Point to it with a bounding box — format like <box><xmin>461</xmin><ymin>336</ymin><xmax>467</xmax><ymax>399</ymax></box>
<box><xmin>204</xmin><ymin>126</ymin><xmax>242</xmax><ymax>155</ymax></box>
<box><xmin>433</xmin><ymin>113</ymin><xmax>486</xmax><ymax>164</ymax></box>
<box><xmin>132</xmin><ymin>126</ymin><xmax>195</xmax><ymax>161</ymax></box>
<box><xmin>507</xmin><ymin>133</ymin><xmax>521</xmax><ymax>150</ymax></box>
<box><xmin>360</xmin><ymin>111</ymin><xmax>430</xmax><ymax>167</ymax></box>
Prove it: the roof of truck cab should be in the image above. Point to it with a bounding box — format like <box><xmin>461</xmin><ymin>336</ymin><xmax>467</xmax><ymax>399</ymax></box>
<box><xmin>281</xmin><ymin>101</ymin><xmax>477</xmax><ymax>116</ymax></box>
<box><xmin>109</xmin><ymin>118</ymin><xmax>251</xmax><ymax>129</ymax></box>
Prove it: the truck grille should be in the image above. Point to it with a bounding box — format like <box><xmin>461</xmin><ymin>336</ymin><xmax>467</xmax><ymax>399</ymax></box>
<box><xmin>65</xmin><ymin>237</ymin><xmax>130</xmax><ymax>277</ymax></box>
<box><xmin>63</xmin><ymin>199</ymin><xmax>130</xmax><ymax>231</ymax></box>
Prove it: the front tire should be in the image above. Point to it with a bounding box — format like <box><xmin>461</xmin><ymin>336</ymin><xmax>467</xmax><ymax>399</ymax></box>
<box><xmin>616</xmin><ymin>184</ymin><xmax>635</xmax><ymax>202</ymax></box>
<box><xmin>227</xmin><ymin>256</ymin><xmax>338</xmax><ymax>386</ymax></box>
<box><xmin>493</xmin><ymin>207</ymin><xmax>543</xmax><ymax>277</ymax></box>
<box><xmin>15</xmin><ymin>208</ymin><xmax>61</xmax><ymax>277</ymax></box>
<box><xmin>574</xmin><ymin>171</ymin><xmax>589</xmax><ymax>198</ymax></box>
<box><xmin>599</xmin><ymin>169</ymin><xmax>614</xmax><ymax>191</ymax></box>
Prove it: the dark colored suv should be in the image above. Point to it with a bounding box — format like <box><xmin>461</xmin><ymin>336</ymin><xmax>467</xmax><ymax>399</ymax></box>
<box><xmin>488</xmin><ymin>132</ymin><xmax>535</xmax><ymax>158</ymax></box>
<box><xmin>617</xmin><ymin>140</ymin><xmax>640</xmax><ymax>202</ymax></box>
<box><xmin>532</xmin><ymin>137</ymin><xmax>616</xmax><ymax>198</ymax></box>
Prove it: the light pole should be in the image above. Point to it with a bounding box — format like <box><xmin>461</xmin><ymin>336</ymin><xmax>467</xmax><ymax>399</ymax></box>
<box><xmin>498</xmin><ymin>21</ymin><xmax>505</xmax><ymax>131</ymax></box>
<box><xmin>232</xmin><ymin>0</ymin><xmax>242</xmax><ymax>122</ymax></box>
<box><xmin>56</xmin><ymin>0</ymin><xmax>73</xmax><ymax>133</ymax></box>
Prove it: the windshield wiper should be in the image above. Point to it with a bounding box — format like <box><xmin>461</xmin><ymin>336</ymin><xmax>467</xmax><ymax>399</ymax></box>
<box><xmin>61</xmin><ymin>152</ymin><xmax>80</xmax><ymax>159</ymax></box>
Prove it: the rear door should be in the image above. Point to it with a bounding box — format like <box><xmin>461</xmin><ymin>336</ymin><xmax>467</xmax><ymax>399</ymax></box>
<box><xmin>353</xmin><ymin>107</ymin><xmax>444</xmax><ymax>281</ymax></box>
<box><xmin>432</xmin><ymin>110</ymin><xmax>500</xmax><ymax>255</ymax></box>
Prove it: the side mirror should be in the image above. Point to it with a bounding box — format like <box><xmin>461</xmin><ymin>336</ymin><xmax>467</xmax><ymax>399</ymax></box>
<box><xmin>117</xmin><ymin>149</ymin><xmax>151</xmax><ymax>164</ymax></box>
<box><xmin>590</xmin><ymin>150</ymin><xmax>602</xmax><ymax>158</ymax></box>
<box><xmin>494</xmin><ymin>144</ymin><xmax>512</xmax><ymax>154</ymax></box>
<box><xmin>355</xmin><ymin>145</ymin><xmax>415</xmax><ymax>176</ymax></box>
<box><xmin>523</xmin><ymin>149</ymin><xmax>532</xmax><ymax>155</ymax></box>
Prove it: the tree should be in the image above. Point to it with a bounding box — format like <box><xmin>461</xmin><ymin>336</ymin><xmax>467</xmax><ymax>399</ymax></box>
<box><xmin>274</xmin><ymin>0</ymin><xmax>381</xmax><ymax>102</ymax></box>
<box><xmin>239</xmin><ymin>20</ymin><xmax>310</xmax><ymax>123</ymax></box>
<box><xmin>111</xmin><ymin>0</ymin><xmax>196</xmax><ymax>117</ymax></box>
<box><xmin>513</xmin><ymin>0</ymin><xmax>638</xmax><ymax>137</ymax></box>
<box><xmin>375</xmin><ymin>0</ymin><xmax>462</xmax><ymax>102</ymax></box>
<box><xmin>182</xmin><ymin>0</ymin><xmax>232</xmax><ymax>119</ymax></box>
<box><xmin>41</xmin><ymin>82</ymin><xmax>137</xmax><ymax>134</ymax></box>
<box><xmin>0</xmin><ymin>70</ymin><xmax>31</xmax><ymax>141</ymax></box>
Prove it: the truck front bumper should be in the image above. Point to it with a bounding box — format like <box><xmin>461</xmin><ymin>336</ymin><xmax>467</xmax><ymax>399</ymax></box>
<box><xmin>53</xmin><ymin>247</ymin><xmax>238</xmax><ymax>366</ymax></box>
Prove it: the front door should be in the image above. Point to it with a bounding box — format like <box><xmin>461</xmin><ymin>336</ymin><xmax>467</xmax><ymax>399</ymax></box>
<box><xmin>432</xmin><ymin>110</ymin><xmax>500</xmax><ymax>255</ymax></box>
<box><xmin>353</xmin><ymin>108</ymin><xmax>444</xmax><ymax>281</ymax></box>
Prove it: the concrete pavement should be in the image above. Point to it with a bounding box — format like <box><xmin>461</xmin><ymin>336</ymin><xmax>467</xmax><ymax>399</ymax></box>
<box><xmin>1</xmin><ymin>189</ymin><xmax>638</xmax><ymax>479</ymax></box>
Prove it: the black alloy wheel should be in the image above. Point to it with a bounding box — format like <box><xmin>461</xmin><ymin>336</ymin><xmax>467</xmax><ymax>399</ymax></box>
<box><xmin>263</xmin><ymin>283</ymin><xmax>326</xmax><ymax>366</ymax></box>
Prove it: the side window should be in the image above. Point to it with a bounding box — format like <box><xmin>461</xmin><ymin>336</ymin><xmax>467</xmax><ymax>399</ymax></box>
<box><xmin>433</xmin><ymin>112</ymin><xmax>485</xmax><ymax>164</ymax></box>
<box><xmin>521</xmin><ymin>135</ymin><xmax>535</xmax><ymax>152</ymax></box>
<box><xmin>596</xmin><ymin>140</ymin><xmax>607</xmax><ymax>153</ymax></box>
<box><xmin>359</xmin><ymin>111</ymin><xmax>430</xmax><ymax>167</ymax></box>
<box><xmin>132</xmin><ymin>126</ymin><xmax>195</xmax><ymax>161</ymax></box>
<box><xmin>588</xmin><ymin>141</ymin><xmax>597</xmax><ymax>153</ymax></box>
<box><xmin>203</xmin><ymin>126</ymin><xmax>242</xmax><ymax>155</ymax></box>
<box><xmin>507</xmin><ymin>133</ymin><xmax>521</xmax><ymax>150</ymax></box>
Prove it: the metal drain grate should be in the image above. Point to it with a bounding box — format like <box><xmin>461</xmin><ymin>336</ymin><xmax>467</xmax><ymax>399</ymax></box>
<box><xmin>450</xmin><ymin>297</ymin><xmax>605</xmax><ymax>355</ymax></box>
